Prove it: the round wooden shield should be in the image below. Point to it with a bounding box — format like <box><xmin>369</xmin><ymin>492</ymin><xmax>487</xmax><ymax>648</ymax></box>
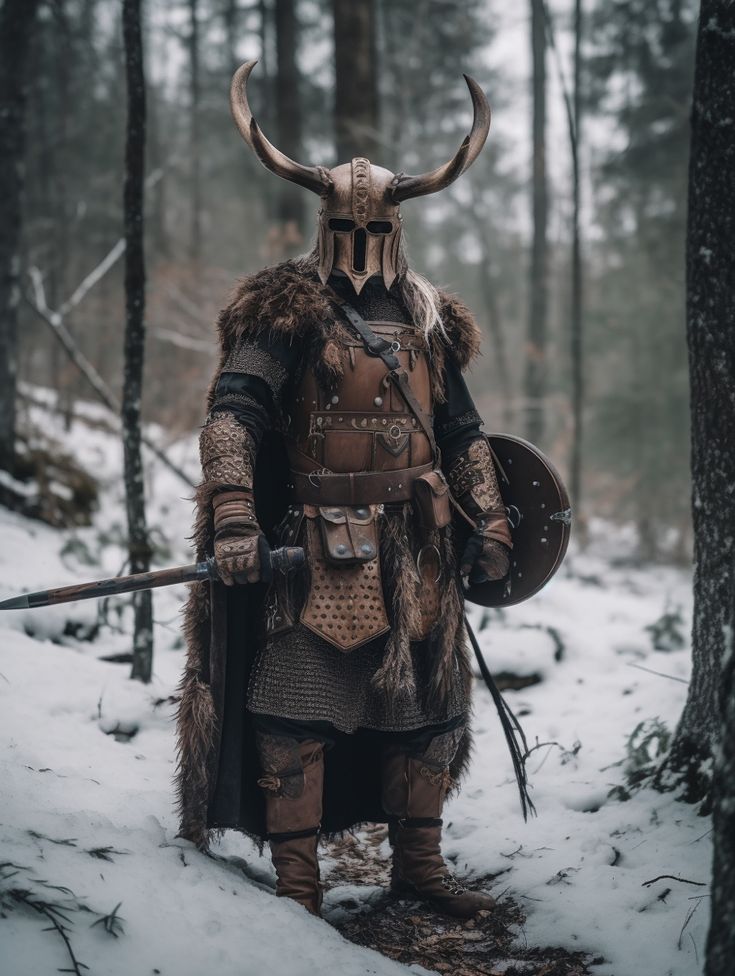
<box><xmin>459</xmin><ymin>434</ymin><xmax>572</xmax><ymax>608</ymax></box>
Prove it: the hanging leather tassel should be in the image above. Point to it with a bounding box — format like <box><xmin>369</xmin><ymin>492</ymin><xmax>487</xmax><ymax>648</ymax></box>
<box><xmin>465</xmin><ymin>614</ymin><xmax>537</xmax><ymax>821</ymax></box>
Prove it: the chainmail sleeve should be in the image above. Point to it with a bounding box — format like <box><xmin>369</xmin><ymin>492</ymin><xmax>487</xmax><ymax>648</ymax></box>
<box><xmin>207</xmin><ymin>330</ymin><xmax>302</xmax><ymax>449</ymax></box>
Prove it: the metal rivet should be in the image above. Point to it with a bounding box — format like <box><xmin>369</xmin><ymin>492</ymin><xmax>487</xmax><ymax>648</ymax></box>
<box><xmin>374</xmin><ymin>396</ymin><xmax>383</xmax><ymax>406</ymax></box>
<box><xmin>336</xmin><ymin>544</ymin><xmax>347</xmax><ymax>554</ymax></box>
<box><xmin>331</xmin><ymin>395</ymin><xmax>339</xmax><ymax>404</ymax></box>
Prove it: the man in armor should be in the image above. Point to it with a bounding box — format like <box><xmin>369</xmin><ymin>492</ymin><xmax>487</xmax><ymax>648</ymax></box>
<box><xmin>175</xmin><ymin>62</ymin><xmax>513</xmax><ymax>919</ymax></box>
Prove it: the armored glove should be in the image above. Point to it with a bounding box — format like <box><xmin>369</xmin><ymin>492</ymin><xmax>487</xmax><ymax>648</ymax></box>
<box><xmin>447</xmin><ymin>438</ymin><xmax>512</xmax><ymax>582</ymax></box>
<box><xmin>199</xmin><ymin>412</ymin><xmax>268</xmax><ymax>585</ymax></box>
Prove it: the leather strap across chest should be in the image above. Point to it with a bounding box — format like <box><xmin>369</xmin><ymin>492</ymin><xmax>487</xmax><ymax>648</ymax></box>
<box><xmin>331</xmin><ymin>297</ymin><xmax>440</xmax><ymax>464</ymax></box>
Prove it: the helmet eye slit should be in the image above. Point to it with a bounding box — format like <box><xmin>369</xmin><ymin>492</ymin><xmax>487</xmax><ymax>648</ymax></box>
<box><xmin>328</xmin><ymin>218</ymin><xmax>356</xmax><ymax>232</ymax></box>
<box><xmin>366</xmin><ymin>221</ymin><xmax>393</xmax><ymax>235</ymax></box>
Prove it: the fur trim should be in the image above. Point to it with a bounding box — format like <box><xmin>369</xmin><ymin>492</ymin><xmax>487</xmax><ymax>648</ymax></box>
<box><xmin>437</xmin><ymin>291</ymin><xmax>483</xmax><ymax>370</ymax></box>
<box><xmin>373</xmin><ymin>504</ymin><xmax>422</xmax><ymax>698</ymax></box>
<box><xmin>424</xmin><ymin>290</ymin><xmax>483</xmax><ymax>405</ymax></box>
<box><xmin>209</xmin><ymin>258</ymin><xmax>484</xmax><ymax>411</ymax></box>
<box><xmin>173</xmin><ymin>480</ymin><xmax>222</xmax><ymax>851</ymax></box>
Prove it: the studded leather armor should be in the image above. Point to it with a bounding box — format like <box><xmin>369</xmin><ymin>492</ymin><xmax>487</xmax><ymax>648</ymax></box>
<box><xmin>287</xmin><ymin>320</ymin><xmax>432</xmax><ymax>483</ymax></box>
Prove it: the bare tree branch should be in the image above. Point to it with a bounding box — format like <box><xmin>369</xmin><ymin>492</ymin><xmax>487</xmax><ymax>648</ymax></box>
<box><xmin>25</xmin><ymin>268</ymin><xmax>193</xmax><ymax>488</ymax></box>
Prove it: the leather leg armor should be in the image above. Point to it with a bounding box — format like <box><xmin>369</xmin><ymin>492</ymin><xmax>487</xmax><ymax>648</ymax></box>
<box><xmin>255</xmin><ymin>734</ymin><xmax>325</xmax><ymax>915</ymax></box>
<box><xmin>381</xmin><ymin>728</ymin><xmax>496</xmax><ymax>919</ymax></box>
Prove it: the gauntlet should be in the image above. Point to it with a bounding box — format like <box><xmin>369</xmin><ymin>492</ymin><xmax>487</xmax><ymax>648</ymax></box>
<box><xmin>447</xmin><ymin>438</ymin><xmax>512</xmax><ymax>582</ymax></box>
<box><xmin>199</xmin><ymin>412</ymin><xmax>266</xmax><ymax>585</ymax></box>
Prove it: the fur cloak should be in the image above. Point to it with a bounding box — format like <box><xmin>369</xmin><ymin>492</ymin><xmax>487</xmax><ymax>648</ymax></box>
<box><xmin>174</xmin><ymin>258</ymin><xmax>483</xmax><ymax>850</ymax></box>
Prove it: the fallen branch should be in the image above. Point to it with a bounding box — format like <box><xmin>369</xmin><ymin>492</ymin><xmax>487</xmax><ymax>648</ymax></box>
<box><xmin>627</xmin><ymin>662</ymin><xmax>688</xmax><ymax>684</ymax></box>
<box><xmin>642</xmin><ymin>874</ymin><xmax>707</xmax><ymax>888</ymax></box>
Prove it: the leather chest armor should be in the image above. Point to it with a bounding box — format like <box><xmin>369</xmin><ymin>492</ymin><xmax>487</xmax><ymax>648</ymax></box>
<box><xmin>267</xmin><ymin>318</ymin><xmax>443</xmax><ymax>652</ymax></box>
<box><xmin>286</xmin><ymin>321</ymin><xmax>433</xmax><ymax>481</ymax></box>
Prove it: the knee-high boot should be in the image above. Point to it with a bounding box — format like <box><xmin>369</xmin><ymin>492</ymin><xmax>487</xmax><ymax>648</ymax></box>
<box><xmin>382</xmin><ymin>748</ymin><xmax>495</xmax><ymax>918</ymax></box>
<box><xmin>257</xmin><ymin>739</ymin><xmax>324</xmax><ymax>915</ymax></box>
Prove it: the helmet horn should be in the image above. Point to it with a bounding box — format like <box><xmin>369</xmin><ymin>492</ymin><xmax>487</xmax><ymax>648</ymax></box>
<box><xmin>230</xmin><ymin>61</ymin><xmax>330</xmax><ymax>196</ymax></box>
<box><xmin>391</xmin><ymin>74</ymin><xmax>491</xmax><ymax>203</ymax></box>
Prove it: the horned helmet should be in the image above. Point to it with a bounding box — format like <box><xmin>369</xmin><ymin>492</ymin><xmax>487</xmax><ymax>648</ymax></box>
<box><xmin>230</xmin><ymin>61</ymin><xmax>491</xmax><ymax>295</ymax></box>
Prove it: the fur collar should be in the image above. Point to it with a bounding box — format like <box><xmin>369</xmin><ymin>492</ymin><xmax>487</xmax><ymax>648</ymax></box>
<box><xmin>213</xmin><ymin>258</ymin><xmax>482</xmax><ymax>398</ymax></box>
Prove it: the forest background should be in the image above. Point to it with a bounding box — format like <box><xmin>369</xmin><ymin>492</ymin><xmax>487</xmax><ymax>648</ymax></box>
<box><xmin>2</xmin><ymin>0</ymin><xmax>734</xmax><ymax>974</ymax></box>
<box><xmin>0</xmin><ymin>0</ymin><xmax>696</xmax><ymax>561</ymax></box>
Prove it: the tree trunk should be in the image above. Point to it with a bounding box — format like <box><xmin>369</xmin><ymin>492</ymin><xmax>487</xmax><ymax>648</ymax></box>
<box><xmin>224</xmin><ymin>0</ymin><xmax>240</xmax><ymax>77</ymax></box>
<box><xmin>525</xmin><ymin>0</ymin><xmax>548</xmax><ymax>447</ymax></box>
<box><xmin>122</xmin><ymin>0</ymin><xmax>154</xmax><ymax>683</ymax></box>
<box><xmin>467</xmin><ymin>187</ymin><xmax>513</xmax><ymax>430</ymax></box>
<box><xmin>189</xmin><ymin>0</ymin><xmax>202</xmax><ymax>260</ymax></box>
<box><xmin>0</xmin><ymin>0</ymin><xmax>42</xmax><ymax>474</ymax></box>
<box><xmin>665</xmin><ymin>0</ymin><xmax>735</xmax><ymax>806</ymax></box>
<box><xmin>273</xmin><ymin>0</ymin><xmax>305</xmax><ymax>255</ymax></box>
<box><xmin>707</xmin><ymin>557</ymin><xmax>735</xmax><ymax>971</ymax></box>
<box><xmin>333</xmin><ymin>0</ymin><xmax>379</xmax><ymax>162</ymax></box>
<box><xmin>569</xmin><ymin>0</ymin><xmax>584</xmax><ymax>524</ymax></box>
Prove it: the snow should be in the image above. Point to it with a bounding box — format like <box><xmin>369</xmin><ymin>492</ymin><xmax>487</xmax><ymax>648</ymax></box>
<box><xmin>0</xmin><ymin>396</ymin><xmax>710</xmax><ymax>976</ymax></box>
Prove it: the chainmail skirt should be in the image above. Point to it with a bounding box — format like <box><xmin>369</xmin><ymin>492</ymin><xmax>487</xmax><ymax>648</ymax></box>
<box><xmin>246</xmin><ymin>623</ymin><xmax>470</xmax><ymax>734</ymax></box>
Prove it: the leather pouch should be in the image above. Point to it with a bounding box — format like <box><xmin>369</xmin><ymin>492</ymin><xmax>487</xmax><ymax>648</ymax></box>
<box><xmin>413</xmin><ymin>469</ymin><xmax>452</xmax><ymax>530</ymax></box>
<box><xmin>318</xmin><ymin>505</ymin><xmax>379</xmax><ymax>567</ymax></box>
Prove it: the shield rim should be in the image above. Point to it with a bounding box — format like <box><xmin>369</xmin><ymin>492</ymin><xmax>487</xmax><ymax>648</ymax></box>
<box><xmin>461</xmin><ymin>432</ymin><xmax>572</xmax><ymax>609</ymax></box>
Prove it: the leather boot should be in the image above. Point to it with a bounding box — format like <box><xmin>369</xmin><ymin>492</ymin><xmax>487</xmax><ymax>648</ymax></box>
<box><xmin>382</xmin><ymin>748</ymin><xmax>496</xmax><ymax>919</ymax></box>
<box><xmin>258</xmin><ymin>739</ymin><xmax>324</xmax><ymax>915</ymax></box>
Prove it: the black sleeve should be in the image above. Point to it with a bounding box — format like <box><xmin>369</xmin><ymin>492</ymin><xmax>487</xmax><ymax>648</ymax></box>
<box><xmin>209</xmin><ymin>331</ymin><xmax>301</xmax><ymax>448</ymax></box>
<box><xmin>434</xmin><ymin>356</ymin><xmax>484</xmax><ymax>467</ymax></box>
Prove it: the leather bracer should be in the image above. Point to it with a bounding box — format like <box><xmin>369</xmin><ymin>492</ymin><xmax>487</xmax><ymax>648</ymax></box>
<box><xmin>200</xmin><ymin>411</ymin><xmax>263</xmax><ymax>584</ymax></box>
<box><xmin>199</xmin><ymin>411</ymin><xmax>255</xmax><ymax>491</ymax></box>
<box><xmin>447</xmin><ymin>438</ymin><xmax>512</xmax><ymax>549</ymax></box>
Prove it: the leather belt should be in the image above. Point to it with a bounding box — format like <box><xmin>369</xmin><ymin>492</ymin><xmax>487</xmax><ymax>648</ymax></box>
<box><xmin>290</xmin><ymin>462</ymin><xmax>433</xmax><ymax>505</ymax></box>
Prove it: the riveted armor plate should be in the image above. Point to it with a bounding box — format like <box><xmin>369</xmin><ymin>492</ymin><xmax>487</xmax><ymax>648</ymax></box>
<box><xmin>300</xmin><ymin>517</ymin><xmax>390</xmax><ymax>652</ymax></box>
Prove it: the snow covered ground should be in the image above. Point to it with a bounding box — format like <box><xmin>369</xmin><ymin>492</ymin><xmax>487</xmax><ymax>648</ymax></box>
<box><xmin>0</xmin><ymin>396</ymin><xmax>709</xmax><ymax>976</ymax></box>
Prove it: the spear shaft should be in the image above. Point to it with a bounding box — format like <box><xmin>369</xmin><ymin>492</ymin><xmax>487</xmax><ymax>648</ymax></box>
<box><xmin>0</xmin><ymin>547</ymin><xmax>304</xmax><ymax>610</ymax></box>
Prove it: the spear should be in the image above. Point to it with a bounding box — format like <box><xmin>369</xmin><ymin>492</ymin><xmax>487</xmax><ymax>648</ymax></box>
<box><xmin>0</xmin><ymin>547</ymin><xmax>304</xmax><ymax>611</ymax></box>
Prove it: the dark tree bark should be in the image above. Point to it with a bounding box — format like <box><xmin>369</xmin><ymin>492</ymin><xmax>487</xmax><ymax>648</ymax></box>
<box><xmin>273</xmin><ymin>0</ymin><xmax>304</xmax><ymax>254</ymax></box>
<box><xmin>189</xmin><ymin>0</ymin><xmax>202</xmax><ymax>260</ymax></box>
<box><xmin>525</xmin><ymin>0</ymin><xmax>549</xmax><ymax>447</ymax></box>
<box><xmin>665</xmin><ymin>0</ymin><xmax>735</xmax><ymax>809</ymax></box>
<box><xmin>689</xmin><ymin>14</ymin><xmax>735</xmax><ymax>948</ymax></box>
<box><xmin>708</xmin><ymin>558</ymin><xmax>735</xmax><ymax>971</ymax></box>
<box><xmin>122</xmin><ymin>0</ymin><xmax>154</xmax><ymax>683</ymax></box>
<box><xmin>333</xmin><ymin>0</ymin><xmax>379</xmax><ymax>162</ymax></box>
<box><xmin>0</xmin><ymin>0</ymin><xmax>42</xmax><ymax>474</ymax></box>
